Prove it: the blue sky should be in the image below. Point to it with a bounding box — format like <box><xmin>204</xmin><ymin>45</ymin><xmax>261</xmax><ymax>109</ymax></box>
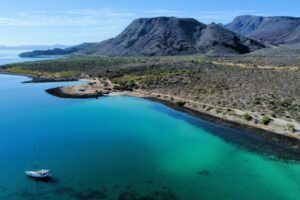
<box><xmin>0</xmin><ymin>0</ymin><xmax>299</xmax><ymax>45</ymax></box>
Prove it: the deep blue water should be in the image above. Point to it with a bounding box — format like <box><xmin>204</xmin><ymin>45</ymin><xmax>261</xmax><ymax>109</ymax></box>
<box><xmin>1</xmin><ymin>74</ymin><xmax>300</xmax><ymax>200</ymax></box>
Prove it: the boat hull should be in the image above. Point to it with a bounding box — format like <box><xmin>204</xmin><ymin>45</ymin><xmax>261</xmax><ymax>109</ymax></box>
<box><xmin>25</xmin><ymin>170</ymin><xmax>51</xmax><ymax>181</ymax></box>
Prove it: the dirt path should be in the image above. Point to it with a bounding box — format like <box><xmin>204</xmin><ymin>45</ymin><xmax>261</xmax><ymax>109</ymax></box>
<box><xmin>212</xmin><ymin>61</ymin><xmax>299</xmax><ymax>71</ymax></box>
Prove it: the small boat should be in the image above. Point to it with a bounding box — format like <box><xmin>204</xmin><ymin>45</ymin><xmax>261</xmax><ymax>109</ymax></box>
<box><xmin>25</xmin><ymin>169</ymin><xmax>51</xmax><ymax>180</ymax></box>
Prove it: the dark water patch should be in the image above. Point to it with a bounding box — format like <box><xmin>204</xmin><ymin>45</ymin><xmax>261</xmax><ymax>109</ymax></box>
<box><xmin>145</xmin><ymin>179</ymin><xmax>155</xmax><ymax>184</ymax></box>
<box><xmin>26</xmin><ymin>176</ymin><xmax>60</xmax><ymax>186</ymax></box>
<box><xmin>118</xmin><ymin>190</ymin><xmax>139</xmax><ymax>200</ymax></box>
<box><xmin>18</xmin><ymin>189</ymin><xmax>36</xmax><ymax>199</ymax></box>
<box><xmin>148</xmin><ymin>99</ymin><xmax>300</xmax><ymax>161</ymax></box>
<box><xmin>2</xmin><ymin>188</ymin><xmax>47</xmax><ymax>200</ymax></box>
<box><xmin>26</xmin><ymin>176</ymin><xmax>51</xmax><ymax>183</ymax></box>
<box><xmin>74</xmin><ymin>187</ymin><xmax>108</xmax><ymax>199</ymax></box>
<box><xmin>197</xmin><ymin>170</ymin><xmax>211</xmax><ymax>176</ymax></box>
<box><xmin>148</xmin><ymin>186</ymin><xmax>178</xmax><ymax>200</ymax></box>
<box><xmin>46</xmin><ymin>177</ymin><xmax>60</xmax><ymax>184</ymax></box>
<box><xmin>54</xmin><ymin>186</ymin><xmax>75</xmax><ymax>195</ymax></box>
<box><xmin>53</xmin><ymin>186</ymin><xmax>109</xmax><ymax>200</ymax></box>
<box><xmin>118</xmin><ymin>186</ymin><xmax>178</xmax><ymax>200</ymax></box>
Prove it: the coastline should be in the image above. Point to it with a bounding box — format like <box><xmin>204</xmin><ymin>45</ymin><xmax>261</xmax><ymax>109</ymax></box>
<box><xmin>46</xmin><ymin>87</ymin><xmax>103</xmax><ymax>99</ymax></box>
<box><xmin>0</xmin><ymin>71</ymin><xmax>78</xmax><ymax>83</ymax></box>
<box><xmin>23</xmin><ymin>77</ymin><xmax>77</xmax><ymax>83</ymax></box>
<box><xmin>42</xmin><ymin>78</ymin><xmax>300</xmax><ymax>155</ymax></box>
<box><xmin>143</xmin><ymin>96</ymin><xmax>300</xmax><ymax>151</ymax></box>
<box><xmin>1</xmin><ymin>72</ymin><xmax>300</xmax><ymax>157</ymax></box>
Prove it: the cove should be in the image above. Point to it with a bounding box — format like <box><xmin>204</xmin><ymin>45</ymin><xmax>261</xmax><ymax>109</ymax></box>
<box><xmin>0</xmin><ymin>74</ymin><xmax>300</xmax><ymax>200</ymax></box>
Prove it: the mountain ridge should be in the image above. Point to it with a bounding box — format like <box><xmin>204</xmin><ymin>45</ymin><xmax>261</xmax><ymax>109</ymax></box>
<box><xmin>224</xmin><ymin>15</ymin><xmax>300</xmax><ymax>45</ymax></box>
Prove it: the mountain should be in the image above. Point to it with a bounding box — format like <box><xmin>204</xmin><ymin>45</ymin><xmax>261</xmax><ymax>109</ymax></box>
<box><xmin>224</xmin><ymin>15</ymin><xmax>300</xmax><ymax>45</ymax></box>
<box><xmin>20</xmin><ymin>17</ymin><xmax>265</xmax><ymax>57</ymax></box>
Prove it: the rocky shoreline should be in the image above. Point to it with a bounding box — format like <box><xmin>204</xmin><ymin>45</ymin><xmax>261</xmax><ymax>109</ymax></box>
<box><xmin>46</xmin><ymin>87</ymin><xmax>103</xmax><ymax>99</ymax></box>
<box><xmin>45</xmin><ymin>77</ymin><xmax>120</xmax><ymax>99</ymax></box>
<box><xmin>144</xmin><ymin>96</ymin><xmax>300</xmax><ymax>156</ymax></box>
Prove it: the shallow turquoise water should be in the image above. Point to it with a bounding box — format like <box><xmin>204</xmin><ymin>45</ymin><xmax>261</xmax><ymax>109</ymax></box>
<box><xmin>1</xmin><ymin>74</ymin><xmax>300</xmax><ymax>200</ymax></box>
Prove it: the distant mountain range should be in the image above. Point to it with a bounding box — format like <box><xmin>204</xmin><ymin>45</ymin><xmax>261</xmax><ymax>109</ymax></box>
<box><xmin>20</xmin><ymin>17</ymin><xmax>265</xmax><ymax>57</ymax></box>
<box><xmin>71</xmin><ymin>17</ymin><xmax>264</xmax><ymax>56</ymax></box>
<box><xmin>224</xmin><ymin>15</ymin><xmax>300</xmax><ymax>45</ymax></box>
<box><xmin>21</xmin><ymin>15</ymin><xmax>300</xmax><ymax>57</ymax></box>
<box><xmin>0</xmin><ymin>44</ymin><xmax>70</xmax><ymax>50</ymax></box>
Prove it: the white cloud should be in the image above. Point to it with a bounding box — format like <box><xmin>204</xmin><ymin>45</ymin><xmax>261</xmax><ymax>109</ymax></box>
<box><xmin>0</xmin><ymin>8</ymin><xmax>280</xmax><ymax>45</ymax></box>
<box><xmin>0</xmin><ymin>8</ymin><xmax>273</xmax><ymax>27</ymax></box>
<box><xmin>0</xmin><ymin>8</ymin><xmax>136</xmax><ymax>27</ymax></box>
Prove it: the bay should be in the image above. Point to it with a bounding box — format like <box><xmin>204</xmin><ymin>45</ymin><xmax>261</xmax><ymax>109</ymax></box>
<box><xmin>0</xmin><ymin>74</ymin><xmax>300</xmax><ymax>200</ymax></box>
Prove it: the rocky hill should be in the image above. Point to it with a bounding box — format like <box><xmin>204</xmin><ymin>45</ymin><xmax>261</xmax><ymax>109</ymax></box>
<box><xmin>224</xmin><ymin>15</ymin><xmax>300</xmax><ymax>45</ymax></box>
<box><xmin>20</xmin><ymin>17</ymin><xmax>265</xmax><ymax>57</ymax></box>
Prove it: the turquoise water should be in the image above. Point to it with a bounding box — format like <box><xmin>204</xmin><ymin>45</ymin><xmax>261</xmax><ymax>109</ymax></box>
<box><xmin>1</xmin><ymin>74</ymin><xmax>300</xmax><ymax>200</ymax></box>
<box><xmin>0</xmin><ymin>50</ymin><xmax>61</xmax><ymax>66</ymax></box>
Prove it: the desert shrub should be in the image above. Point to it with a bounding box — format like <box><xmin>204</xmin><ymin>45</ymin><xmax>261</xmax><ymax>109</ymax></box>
<box><xmin>115</xmin><ymin>81</ymin><xmax>136</xmax><ymax>91</ymax></box>
<box><xmin>176</xmin><ymin>101</ymin><xmax>186</xmax><ymax>107</ymax></box>
<box><xmin>253</xmin><ymin>97</ymin><xmax>262</xmax><ymax>105</ymax></box>
<box><xmin>216</xmin><ymin>108</ymin><xmax>222</xmax><ymax>113</ymax></box>
<box><xmin>243</xmin><ymin>113</ymin><xmax>253</xmax><ymax>121</ymax></box>
<box><xmin>287</xmin><ymin>124</ymin><xmax>295</xmax><ymax>132</ymax></box>
<box><xmin>259</xmin><ymin>116</ymin><xmax>272</xmax><ymax>125</ymax></box>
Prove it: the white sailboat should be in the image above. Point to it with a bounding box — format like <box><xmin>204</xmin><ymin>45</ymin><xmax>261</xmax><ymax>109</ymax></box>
<box><xmin>25</xmin><ymin>169</ymin><xmax>51</xmax><ymax>180</ymax></box>
<box><xmin>25</xmin><ymin>150</ymin><xmax>51</xmax><ymax>180</ymax></box>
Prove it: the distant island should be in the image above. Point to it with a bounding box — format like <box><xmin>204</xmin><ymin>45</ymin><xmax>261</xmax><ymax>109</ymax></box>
<box><xmin>0</xmin><ymin>44</ymin><xmax>70</xmax><ymax>50</ymax></box>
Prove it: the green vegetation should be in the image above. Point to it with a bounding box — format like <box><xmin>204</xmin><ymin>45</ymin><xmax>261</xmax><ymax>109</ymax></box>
<box><xmin>259</xmin><ymin>116</ymin><xmax>272</xmax><ymax>125</ymax></box>
<box><xmin>4</xmin><ymin>66</ymin><xmax>42</xmax><ymax>76</ymax></box>
<box><xmin>2</xmin><ymin>55</ymin><xmax>207</xmax><ymax>77</ymax></box>
<box><xmin>112</xmin><ymin>75</ymin><xmax>141</xmax><ymax>91</ymax></box>
<box><xmin>243</xmin><ymin>113</ymin><xmax>253</xmax><ymax>121</ymax></box>
<box><xmin>111</xmin><ymin>69</ymin><xmax>197</xmax><ymax>90</ymax></box>
<box><xmin>112</xmin><ymin>75</ymin><xmax>143</xmax><ymax>84</ymax></box>
<box><xmin>5</xmin><ymin>66</ymin><xmax>78</xmax><ymax>78</ymax></box>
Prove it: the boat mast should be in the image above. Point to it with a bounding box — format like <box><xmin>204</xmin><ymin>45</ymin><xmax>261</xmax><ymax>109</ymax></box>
<box><xmin>32</xmin><ymin>146</ymin><xmax>38</xmax><ymax>170</ymax></box>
